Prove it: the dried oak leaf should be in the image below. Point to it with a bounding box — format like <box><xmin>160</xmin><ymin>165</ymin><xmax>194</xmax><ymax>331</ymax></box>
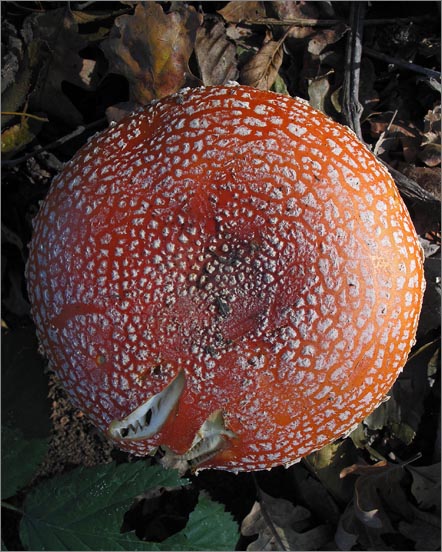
<box><xmin>217</xmin><ymin>1</ymin><xmax>266</xmax><ymax>23</ymax></box>
<box><xmin>336</xmin><ymin>460</ymin><xmax>441</xmax><ymax>551</ymax></box>
<box><xmin>101</xmin><ymin>3</ymin><xmax>202</xmax><ymax>105</ymax></box>
<box><xmin>239</xmin><ymin>33</ymin><xmax>284</xmax><ymax>90</ymax></box>
<box><xmin>195</xmin><ymin>17</ymin><xmax>238</xmax><ymax>86</ymax></box>
<box><xmin>241</xmin><ymin>491</ymin><xmax>332</xmax><ymax>551</ymax></box>
<box><xmin>24</xmin><ymin>7</ymin><xmax>96</xmax><ymax>126</ymax></box>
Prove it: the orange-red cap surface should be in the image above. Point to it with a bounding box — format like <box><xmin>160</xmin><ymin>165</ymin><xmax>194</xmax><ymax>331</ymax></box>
<box><xmin>26</xmin><ymin>84</ymin><xmax>425</xmax><ymax>472</ymax></box>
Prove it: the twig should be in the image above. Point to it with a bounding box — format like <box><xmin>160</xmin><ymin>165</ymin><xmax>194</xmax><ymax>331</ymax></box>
<box><xmin>236</xmin><ymin>15</ymin><xmax>432</xmax><ymax>27</ymax></box>
<box><xmin>241</xmin><ymin>17</ymin><xmax>346</xmax><ymax>27</ymax></box>
<box><xmin>252</xmin><ymin>474</ymin><xmax>286</xmax><ymax>551</ymax></box>
<box><xmin>1</xmin><ymin>501</ymin><xmax>23</xmax><ymax>514</ymax></box>
<box><xmin>7</xmin><ymin>2</ymin><xmax>44</xmax><ymax>12</ymax></box>
<box><xmin>1</xmin><ymin>117</ymin><xmax>107</xmax><ymax>168</ymax></box>
<box><xmin>75</xmin><ymin>1</ymin><xmax>98</xmax><ymax>9</ymax></box>
<box><xmin>363</xmin><ymin>47</ymin><xmax>442</xmax><ymax>80</ymax></box>
<box><xmin>342</xmin><ymin>1</ymin><xmax>366</xmax><ymax>141</ymax></box>
<box><xmin>1</xmin><ymin>111</ymin><xmax>49</xmax><ymax>123</ymax></box>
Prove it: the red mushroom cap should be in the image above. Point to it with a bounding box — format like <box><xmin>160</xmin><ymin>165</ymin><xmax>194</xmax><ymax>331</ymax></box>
<box><xmin>26</xmin><ymin>84</ymin><xmax>425</xmax><ymax>472</ymax></box>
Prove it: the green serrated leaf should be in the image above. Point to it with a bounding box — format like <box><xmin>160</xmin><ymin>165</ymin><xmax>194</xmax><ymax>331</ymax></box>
<box><xmin>20</xmin><ymin>462</ymin><xmax>187</xmax><ymax>551</ymax></box>
<box><xmin>162</xmin><ymin>492</ymin><xmax>239</xmax><ymax>551</ymax></box>
<box><xmin>1</xmin><ymin>426</ymin><xmax>48</xmax><ymax>499</ymax></box>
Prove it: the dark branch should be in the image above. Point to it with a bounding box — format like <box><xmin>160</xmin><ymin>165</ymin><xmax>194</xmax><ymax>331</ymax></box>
<box><xmin>1</xmin><ymin>118</ymin><xmax>107</xmax><ymax>168</ymax></box>
<box><xmin>342</xmin><ymin>1</ymin><xmax>366</xmax><ymax>141</ymax></box>
<box><xmin>363</xmin><ymin>47</ymin><xmax>441</xmax><ymax>80</ymax></box>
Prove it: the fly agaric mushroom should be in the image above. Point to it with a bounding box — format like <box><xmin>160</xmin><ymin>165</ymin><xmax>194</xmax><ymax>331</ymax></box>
<box><xmin>26</xmin><ymin>84</ymin><xmax>425</xmax><ymax>472</ymax></box>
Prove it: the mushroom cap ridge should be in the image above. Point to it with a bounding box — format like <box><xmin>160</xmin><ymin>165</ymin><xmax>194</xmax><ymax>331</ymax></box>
<box><xmin>26</xmin><ymin>84</ymin><xmax>425</xmax><ymax>472</ymax></box>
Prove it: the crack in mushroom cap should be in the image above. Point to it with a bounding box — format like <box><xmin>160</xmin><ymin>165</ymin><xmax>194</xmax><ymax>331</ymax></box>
<box><xmin>26</xmin><ymin>84</ymin><xmax>425</xmax><ymax>472</ymax></box>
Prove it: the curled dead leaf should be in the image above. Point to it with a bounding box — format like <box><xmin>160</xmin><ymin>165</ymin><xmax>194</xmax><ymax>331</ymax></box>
<box><xmin>419</xmin><ymin>142</ymin><xmax>441</xmax><ymax>167</ymax></box>
<box><xmin>239</xmin><ymin>34</ymin><xmax>284</xmax><ymax>90</ymax></box>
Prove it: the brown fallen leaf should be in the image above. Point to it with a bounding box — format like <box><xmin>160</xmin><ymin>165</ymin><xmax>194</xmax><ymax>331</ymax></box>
<box><xmin>307</xmin><ymin>23</ymin><xmax>348</xmax><ymax>56</ymax></box>
<box><xmin>388</xmin><ymin>164</ymin><xmax>441</xmax><ymax>201</ymax></box>
<box><xmin>101</xmin><ymin>3</ymin><xmax>202</xmax><ymax>105</ymax></box>
<box><xmin>241</xmin><ymin>490</ymin><xmax>333</xmax><ymax>551</ymax></box>
<box><xmin>267</xmin><ymin>0</ymin><xmax>319</xmax><ymax>40</ymax></box>
<box><xmin>368</xmin><ymin>115</ymin><xmax>422</xmax><ymax>163</ymax></box>
<box><xmin>419</xmin><ymin>142</ymin><xmax>441</xmax><ymax>167</ymax></box>
<box><xmin>195</xmin><ymin>17</ymin><xmax>239</xmax><ymax>86</ymax></box>
<box><xmin>336</xmin><ymin>458</ymin><xmax>441</xmax><ymax>550</ymax></box>
<box><xmin>217</xmin><ymin>1</ymin><xmax>266</xmax><ymax>24</ymax></box>
<box><xmin>240</xmin><ymin>32</ymin><xmax>284</xmax><ymax>90</ymax></box>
